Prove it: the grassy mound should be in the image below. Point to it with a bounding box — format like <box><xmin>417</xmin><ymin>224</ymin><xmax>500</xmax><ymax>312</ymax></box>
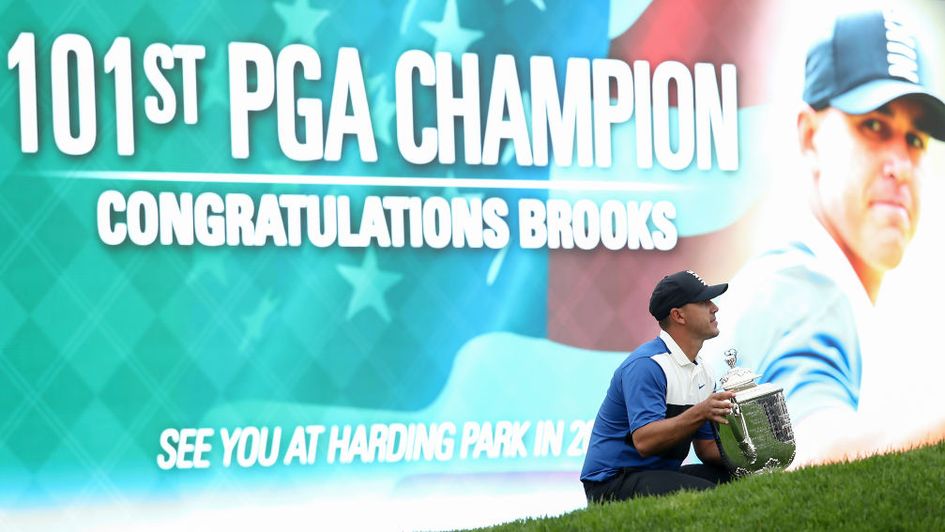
<box><xmin>485</xmin><ymin>442</ymin><xmax>945</xmax><ymax>531</ymax></box>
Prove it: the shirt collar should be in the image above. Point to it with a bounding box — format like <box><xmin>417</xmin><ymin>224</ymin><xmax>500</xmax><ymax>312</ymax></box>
<box><xmin>799</xmin><ymin>213</ymin><xmax>873</xmax><ymax>311</ymax></box>
<box><xmin>659</xmin><ymin>330</ymin><xmax>699</xmax><ymax>367</ymax></box>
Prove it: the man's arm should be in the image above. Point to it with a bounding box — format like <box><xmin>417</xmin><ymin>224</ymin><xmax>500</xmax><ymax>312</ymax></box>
<box><xmin>693</xmin><ymin>437</ymin><xmax>723</xmax><ymax>465</ymax></box>
<box><xmin>632</xmin><ymin>391</ymin><xmax>735</xmax><ymax>457</ymax></box>
<box><xmin>718</xmin><ymin>262</ymin><xmax>867</xmax><ymax>466</ymax></box>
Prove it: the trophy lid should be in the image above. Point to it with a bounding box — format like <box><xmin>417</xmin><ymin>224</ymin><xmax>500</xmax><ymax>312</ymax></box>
<box><xmin>719</xmin><ymin>349</ymin><xmax>760</xmax><ymax>391</ymax></box>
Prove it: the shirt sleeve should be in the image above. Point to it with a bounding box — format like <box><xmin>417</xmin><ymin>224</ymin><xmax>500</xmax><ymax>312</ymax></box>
<box><xmin>694</xmin><ymin>420</ymin><xmax>714</xmax><ymax>440</ymax></box>
<box><xmin>622</xmin><ymin>358</ymin><xmax>668</xmax><ymax>435</ymax></box>
<box><xmin>722</xmin><ymin>259</ymin><xmax>862</xmax><ymax>423</ymax></box>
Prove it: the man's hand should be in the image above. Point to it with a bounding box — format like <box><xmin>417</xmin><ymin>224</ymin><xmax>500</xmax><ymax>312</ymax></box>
<box><xmin>632</xmin><ymin>390</ymin><xmax>736</xmax><ymax>457</ymax></box>
<box><xmin>693</xmin><ymin>391</ymin><xmax>736</xmax><ymax>424</ymax></box>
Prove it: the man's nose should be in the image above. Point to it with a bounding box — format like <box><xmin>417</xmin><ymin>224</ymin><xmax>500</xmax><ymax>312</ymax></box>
<box><xmin>883</xmin><ymin>141</ymin><xmax>917</xmax><ymax>184</ymax></box>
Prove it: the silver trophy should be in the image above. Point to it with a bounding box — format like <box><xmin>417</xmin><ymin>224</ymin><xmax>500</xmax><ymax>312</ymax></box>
<box><xmin>712</xmin><ymin>349</ymin><xmax>796</xmax><ymax>477</ymax></box>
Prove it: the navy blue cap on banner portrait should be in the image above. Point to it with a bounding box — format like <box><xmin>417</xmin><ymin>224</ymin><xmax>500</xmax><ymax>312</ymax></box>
<box><xmin>802</xmin><ymin>9</ymin><xmax>945</xmax><ymax>139</ymax></box>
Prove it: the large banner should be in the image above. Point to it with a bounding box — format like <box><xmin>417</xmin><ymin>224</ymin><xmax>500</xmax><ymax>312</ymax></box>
<box><xmin>2</xmin><ymin>1</ymin><xmax>944</xmax><ymax>529</ymax></box>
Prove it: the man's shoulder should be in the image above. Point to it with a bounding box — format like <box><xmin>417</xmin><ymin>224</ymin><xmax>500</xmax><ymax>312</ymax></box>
<box><xmin>709</xmin><ymin>238</ymin><xmax>861</xmax><ymax>374</ymax></box>
<box><xmin>618</xmin><ymin>337</ymin><xmax>669</xmax><ymax>371</ymax></box>
<box><xmin>744</xmin><ymin>240</ymin><xmax>836</xmax><ymax>281</ymax></box>
<box><xmin>713</xmin><ymin>239</ymin><xmax>859</xmax><ymax>353</ymax></box>
<box><xmin>629</xmin><ymin>337</ymin><xmax>670</xmax><ymax>360</ymax></box>
<box><xmin>727</xmin><ymin>240</ymin><xmax>849</xmax><ymax>305</ymax></box>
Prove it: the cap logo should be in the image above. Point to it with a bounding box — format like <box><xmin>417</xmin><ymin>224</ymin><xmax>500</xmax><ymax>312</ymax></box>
<box><xmin>686</xmin><ymin>270</ymin><xmax>708</xmax><ymax>286</ymax></box>
<box><xmin>884</xmin><ymin>9</ymin><xmax>919</xmax><ymax>83</ymax></box>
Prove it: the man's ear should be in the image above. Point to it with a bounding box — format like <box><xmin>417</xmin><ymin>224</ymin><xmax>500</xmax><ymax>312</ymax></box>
<box><xmin>670</xmin><ymin>307</ymin><xmax>685</xmax><ymax>326</ymax></box>
<box><xmin>798</xmin><ymin>104</ymin><xmax>821</xmax><ymax>178</ymax></box>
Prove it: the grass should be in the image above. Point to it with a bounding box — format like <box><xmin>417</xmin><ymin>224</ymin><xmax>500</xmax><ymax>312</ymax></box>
<box><xmin>482</xmin><ymin>442</ymin><xmax>945</xmax><ymax>531</ymax></box>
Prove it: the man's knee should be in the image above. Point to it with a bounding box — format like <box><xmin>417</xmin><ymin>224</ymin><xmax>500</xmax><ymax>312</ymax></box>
<box><xmin>680</xmin><ymin>463</ymin><xmax>733</xmax><ymax>485</ymax></box>
<box><xmin>632</xmin><ymin>469</ymin><xmax>717</xmax><ymax>497</ymax></box>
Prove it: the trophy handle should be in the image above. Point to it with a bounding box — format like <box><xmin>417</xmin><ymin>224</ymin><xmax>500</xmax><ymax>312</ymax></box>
<box><xmin>729</xmin><ymin>401</ymin><xmax>757</xmax><ymax>463</ymax></box>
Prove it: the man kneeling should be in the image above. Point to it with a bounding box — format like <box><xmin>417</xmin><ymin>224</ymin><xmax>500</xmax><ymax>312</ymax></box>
<box><xmin>581</xmin><ymin>270</ymin><xmax>735</xmax><ymax>502</ymax></box>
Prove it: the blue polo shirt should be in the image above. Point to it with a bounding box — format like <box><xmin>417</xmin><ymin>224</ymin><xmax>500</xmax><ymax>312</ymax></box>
<box><xmin>581</xmin><ymin>332</ymin><xmax>714</xmax><ymax>482</ymax></box>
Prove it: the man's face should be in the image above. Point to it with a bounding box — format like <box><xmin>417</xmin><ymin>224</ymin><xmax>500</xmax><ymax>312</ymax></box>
<box><xmin>680</xmin><ymin>299</ymin><xmax>720</xmax><ymax>340</ymax></box>
<box><xmin>807</xmin><ymin>97</ymin><xmax>930</xmax><ymax>273</ymax></box>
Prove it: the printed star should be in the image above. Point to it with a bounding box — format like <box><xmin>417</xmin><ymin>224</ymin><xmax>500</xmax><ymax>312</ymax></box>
<box><xmin>504</xmin><ymin>0</ymin><xmax>547</xmax><ymax>11</ymax></box>
<box><xmin>337</xmin><ymin>248</ymin><xmax>402</xmax><ymax>322</ymax></box>
<box><xmin>487</xmin><ymin>245</ymin><xmax>509</xmax><ymax>286</ymax></box>
<box><xmin>274</xmin><ymin>0</ymin><xmax>330</xmax><ymax>45</ymax></box>
<box><xmin>419</xmin><ymin>0</ymin><xmax>484</xmax><ymax>64</ymax></box>
<box><xmin>240</xmin><ymin>292</ymin><xmax>279</xmax><ymax>352</ymax></box>
<box><xmin>187</xmin><ymin>252</ymin><xmax>228</xmax><ymax>284</ymax></box>
<box><xmin>400</xmin><ymin>0</ymin><xmax>420</xmax><ymax>35</ymax></box>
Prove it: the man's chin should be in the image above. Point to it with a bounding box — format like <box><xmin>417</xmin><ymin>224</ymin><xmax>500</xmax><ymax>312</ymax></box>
<box><xmin>864</xmin><ymin>231</ymin><xmax>910</xmax><ymax>271</ymax></box>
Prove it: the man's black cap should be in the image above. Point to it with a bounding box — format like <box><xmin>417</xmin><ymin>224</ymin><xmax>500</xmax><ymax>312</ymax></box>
<box><xmin>648</xmin><ymin>270</ymin><xmax>728</xmax><ymax>321</ymax></box>
<box><xmin>803</xmin><ymin>9</ymin><xmax>945</xmax><ymax>140</ymax></box>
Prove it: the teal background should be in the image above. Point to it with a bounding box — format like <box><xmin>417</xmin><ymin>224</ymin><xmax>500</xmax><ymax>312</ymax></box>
<box><xmin>0</xmin><ymin>0</ymin><xmax>612</xmax><ymax>508</ymax></box>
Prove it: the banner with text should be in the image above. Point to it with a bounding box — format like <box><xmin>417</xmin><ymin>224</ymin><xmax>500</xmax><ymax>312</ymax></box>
<box><xmin>2</xmin><ymin>1</ymin><xmax>944</xmax><ymax>529</ymax></box>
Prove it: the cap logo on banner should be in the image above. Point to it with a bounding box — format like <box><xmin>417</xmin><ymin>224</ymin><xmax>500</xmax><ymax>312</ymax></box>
<box><xmin>884</xmin><ymin>10</ymin><xmax>919</xmax><ymax>83</ymax></box>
